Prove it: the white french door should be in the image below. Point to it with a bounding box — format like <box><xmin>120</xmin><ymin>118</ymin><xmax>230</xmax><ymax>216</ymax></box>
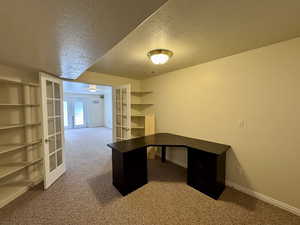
<box><xmin>113</xmin><ymin>85</ymin><xmax>131</xmax><ymax>142</ymax></box>
<box><xmin>64</xmin><ymin>98</ymin><xmax>87</xmax><ymax>129</ymax></box>
<box><xmin>40</xmin><ymin>73</ymin><xmax>66</xmax><ymax>189</ymax></box>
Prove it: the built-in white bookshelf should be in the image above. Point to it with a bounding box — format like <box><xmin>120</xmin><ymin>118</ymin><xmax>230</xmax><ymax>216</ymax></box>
<box><xmin>0</xmin><ymin>76</ymin><xmax>43</xmax><ymax>208</ymax></box>
<box><xmin>130</xmin><ymin>91</ymin><xmax>156</xmax><ymax>158</ymax></box>
<box><xmin>130</xmin><ymin>91</ymin><xmax>155</xmax><ymax>139</ymax></box>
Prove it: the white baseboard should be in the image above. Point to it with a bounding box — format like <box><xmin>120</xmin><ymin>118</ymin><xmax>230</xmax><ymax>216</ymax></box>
<box><xmin>226</xmin><ymin>180</ymin><xmax>300</xmax><ymax>216</ymax></box>
<box><xmin>156</xmin><ymin>155</ymin><xmax>300</xmax><ymax>217</ymax></box>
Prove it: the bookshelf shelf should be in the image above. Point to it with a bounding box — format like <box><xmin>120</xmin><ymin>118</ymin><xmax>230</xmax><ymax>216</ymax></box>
<box><xmin>131</xmin><ymin>91</ymin><xmax>152</xmax><ymax>95</ymax></box>
<box><xmin>0</xmin><ymin>176</ymin><xmax>43</xmax><ymax>208</ymax></box>
<box><xmin>0</xmin><ymin>123</ymin><xmax>41</xmax><ymax>130</ymax></box>
<box><xmin>0</xmin><ymin>77</ymin><xmax>39</xmax><ymax>87</ymax></box>
<box><xmin>0</xmin><ymin>158</ymin><xmax>42</xmax><ymax>180</ymax></box>
<box><xmin>131</xmin><ymin>114</ymin><xmax>145</xmax><ymax>117</ymax></box>
<box><xmin>0</xmin><ymin>139</ymin><xmax>42</xmax><ymax>155</ymax></box>
<box><xmin>0</xmin><ymin>104</ymin><xmax>40</xmax><ymax>107</ymax></box>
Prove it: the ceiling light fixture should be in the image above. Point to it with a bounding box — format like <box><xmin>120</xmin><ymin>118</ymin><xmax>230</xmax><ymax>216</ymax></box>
<box><xmin>88</xmin><ymin>84</ymin><xmax>97</xmax><ymax>92</ymax></box>
<box><xmin>147</xmin><ymin>49</ymin><xmax>173</xmax><ymax>65</ymax></box>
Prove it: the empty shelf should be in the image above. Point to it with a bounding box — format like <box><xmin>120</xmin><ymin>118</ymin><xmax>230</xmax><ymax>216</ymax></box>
<box><xmin>131</xmin><ymin>114</ymin><xmax>145</xmax><ymax>117</ymax></box>
<box><xmin>0</xmin><ymin>158</ymin><xmax>43</xmax><ymax>180</ymax></box>
<box><xmin>0</xmin><ymin>177</ymin><xmax>43</xmax><ymax>208</ymax></box>
<box><xmin>131</xmin><ymin>135</ymin><xmax>142</xmax><ymax>139</ymax></box>
<box><xmin>117</xmin><ymin>114</ymin><xmax>146</xmax><ymax>117</ymax></box>
<box><xmin>0</xmin><ymin>144</ymin><xmax>25</xmax><ymax>155</ymax></box>
<box><xmin>0</xmin><ymin>123</ymin><xmax>41</xmax><ymax>130</ymax></box>
<box><xmin>0</xmin><ymin>184</ymin><xmax>29</xmax><ymax>208</ymax></box>
<box><xmin>116</xmin><ymin>137</ymin><xmax>126</xmax><ymax>141</ymax></box>
<box><xmin>131</xmin><ymin>103</ymin><xmax>153</xmax><ymax>106</ymax></box>
<box><xmin>131</xmin><ymin>91</ymin><xmax>152</xmax><ymax>95</ymax></box>
<box><xmin>0</xmin><ymin>104</ymin><xmax>40</xmax><ymax>107</ymax></box>
<box><xmin>0</xmin><ymin>124</ymin><xmax>25</xmax><ymax>130</ymax></box>
<box><xmin>0</xmin><ymin>78</ymin><xmax>39</xmax><ymax>87</ymax></box>
<box><xmin>131</xmin><ymin>127</ymin><xmax>145</xmax><ymax>129</ymax></box>
<box><xmin>116</xmin><ymin>114</ymin><xmax>126</xmax><ymax>117</ymax></box>
<box><xmin>116</xmin><ymin>125</ymin><xmax>129</xmax><ymax>129</ymax></box>
<box><xmin>0</xmin><ymin>165</ymin><xmax>26</xmax><ymax>180</ymax></box>
<box><xmin>0</xmin><ymin>139</ymin><xmax>42</xmax><ymax>155</ymax></box>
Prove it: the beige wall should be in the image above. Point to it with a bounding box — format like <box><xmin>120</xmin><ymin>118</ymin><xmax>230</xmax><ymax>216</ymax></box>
<box><xmin>0</xmin><ymin>64</ymin><xmax>38</xmax><ymax>83</ymax></box>
<box><xmin>141</xmin><ymin>38</ymin><xmax>300</xmax><ymax>209</ymax></box>
<box><xmin>76</xmin><ymin>71</ymin><xmax>141</xmax><ymax>90</ymax></box>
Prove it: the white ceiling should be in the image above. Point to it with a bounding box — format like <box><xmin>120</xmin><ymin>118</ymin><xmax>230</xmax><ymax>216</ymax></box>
<box><xmin>63</xmin><ymin>81</ymin><xmax>111</xmax><ymax>95</ymax></box>
<box><xmin>0</xmin><ymin>0</ymin><xmax>167</xmax><ymax>79</ymax></box>
<box><xmin>89</xmin><ymin>0</ymin><xmax>300</xmax><ymax>79</ymax></box>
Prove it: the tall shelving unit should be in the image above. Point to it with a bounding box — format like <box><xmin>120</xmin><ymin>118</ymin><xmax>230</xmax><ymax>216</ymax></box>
<box><xmin>0</xmin><ymin>77</ymin><xmax>43</xmax><ymax>208</ymax></box>
<box><xmin>130</xmin><ymin>91</ymin><xmax>155</xmax><ymax>139</ymax></box>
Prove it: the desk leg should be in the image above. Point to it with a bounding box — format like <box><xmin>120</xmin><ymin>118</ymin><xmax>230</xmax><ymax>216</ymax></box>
<box><xmin>112</xmin><ymin>147</ymin><xmax>148</xmax><ymax>196</ymax></box>
<box><xmin>161</xmin><ymin>146</ymin><xmax>166</xmax><ymax>163</ymax></box>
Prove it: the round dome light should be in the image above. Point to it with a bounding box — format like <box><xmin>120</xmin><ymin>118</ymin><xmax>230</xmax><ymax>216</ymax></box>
<box><xmin>88</xmin><ymin>84</ymin><xmax>97</xmax><ymax>92</ymax></box>
<box><xmin>147</xmin><ymin>49</ymin><xmax>173</xmax><ymax>65</ymax></box>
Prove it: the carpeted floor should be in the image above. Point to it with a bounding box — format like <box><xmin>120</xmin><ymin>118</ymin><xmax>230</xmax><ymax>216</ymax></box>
<box><xmin>0</xmin><ymin>127</ymin><xmax>299</xmax><ymax>225</ymax></box>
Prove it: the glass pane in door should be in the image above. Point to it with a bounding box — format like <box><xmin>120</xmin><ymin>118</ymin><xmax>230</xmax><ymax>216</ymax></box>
<box><xmin>56</xmin><ymin>134</ymin><xmax>62</xmax><ymax>149</ymax></box>
<box><xmin>55</xmin><ymin>100</ymin><xmax>61</xmax><ymax>116</ymax></box>
<box><xmin>55</xmin><ymin>118</ymin><xmax>61</xmax><ymax>133</ymax></box>
<box><xmin>47</xmin><ymin>100</ymin><xmax>54</xmax><ymax>117</ymax></box>
<box><xmin>49</xmin><ymin>136</ymin><xmax>56</xmax><ymax>153</ymax></box>
<box><xmin>48</xmin><ymin>119</ymin><xmax>55</xmax><ymax>135</ymax></box>
<box><xmin>74</xmin><ymin>101</ymin><xmax>84</xmax><ymax>126</ymax></box>
<box><xmin>57</xmin><ymin>150</ymin><xmax>63</xmax><ymax>166</ymax></box>
<box><xmin>54</xmin><ymin>83</ymin><xmax>60</xmax><ymax>98</ymax></box>
<box><xmin>49</xmin><ymin>153</ymin><xmax>56</xmax><ymax>172</ymax></box>
<box><xmin>46</xmin><ymin>81</ymin><xmax>53</xmax><ymax>98</ymax></box>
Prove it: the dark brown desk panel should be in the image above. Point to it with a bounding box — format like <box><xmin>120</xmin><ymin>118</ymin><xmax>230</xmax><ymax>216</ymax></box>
<box><xmin>108</xmin><ymin>133</ymin><xmax>230</xmax><ymax>155</ymax></box>
<box><xmin>187</xmin><ymin>148</ymin><xmax>227</xmax><ymax>199</ymax></box>
<box><xmin>112</xmin><ymin>147</ymin><xmax>148</xmax><ymax>196</ymax></box>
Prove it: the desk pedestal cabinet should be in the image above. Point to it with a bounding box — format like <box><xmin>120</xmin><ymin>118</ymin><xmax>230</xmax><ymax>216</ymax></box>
<box><xmin>187</xmin><ymin>148</ymin><xmax>226</xmax><ymax>199</ymax></box>
<box><xmin>112</xmin><ymin>147</ymin><xmax>148</xmax><ymax>195</ymax></box>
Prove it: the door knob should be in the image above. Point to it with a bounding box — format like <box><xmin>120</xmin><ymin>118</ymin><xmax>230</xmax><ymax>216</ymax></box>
<box><xmin>45</xmin><ymin>139</ymin><xmax>49</xmax><ymax>143</ymax></box>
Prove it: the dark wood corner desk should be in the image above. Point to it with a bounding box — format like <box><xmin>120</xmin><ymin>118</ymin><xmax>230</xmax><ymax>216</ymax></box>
<box><xmin>107</xmin><ymin>133</ymin><xmax>231</xmax><ymax>199</ymax></box>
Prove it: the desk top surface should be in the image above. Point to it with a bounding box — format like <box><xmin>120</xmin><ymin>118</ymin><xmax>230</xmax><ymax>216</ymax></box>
<box><xmin>107</xmin><ymin>133</ymin><xmax>230</xmax><ymax>155</ymax></box>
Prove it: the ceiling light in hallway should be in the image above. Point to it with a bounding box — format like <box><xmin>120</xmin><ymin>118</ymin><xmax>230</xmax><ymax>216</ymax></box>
<box><xmin>88</xmin><ymin>84</ymin><xmax>97</xmax><ymax>92</ymax></box>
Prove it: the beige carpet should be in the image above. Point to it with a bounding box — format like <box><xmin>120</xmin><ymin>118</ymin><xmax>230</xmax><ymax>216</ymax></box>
<box><xmin>0</xmin><ymin>127</ymin><xmax>299</xmax><ymax>225</ymax></box>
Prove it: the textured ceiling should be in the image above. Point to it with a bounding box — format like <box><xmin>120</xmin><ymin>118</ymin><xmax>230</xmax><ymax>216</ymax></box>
<box><xmin>89</xmin><ymin>0</ymin><xmax>300</xmax><ymax>79</ymax></box>
<box><xmin>0</xmin><ymin>0</ymin><xmax>167</xmax><ymax>79</ymax></box>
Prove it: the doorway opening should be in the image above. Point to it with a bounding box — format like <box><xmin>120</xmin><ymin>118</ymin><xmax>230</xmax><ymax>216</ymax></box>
<box><xmin>62</xmin><ymin>81</ymin><xmax>113</xmax><ymax>165</ymax></box>
<box><xmin>63</xmin><ymin>81</ymin><xmax>112</xmax><ymax>130</ymax></box>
